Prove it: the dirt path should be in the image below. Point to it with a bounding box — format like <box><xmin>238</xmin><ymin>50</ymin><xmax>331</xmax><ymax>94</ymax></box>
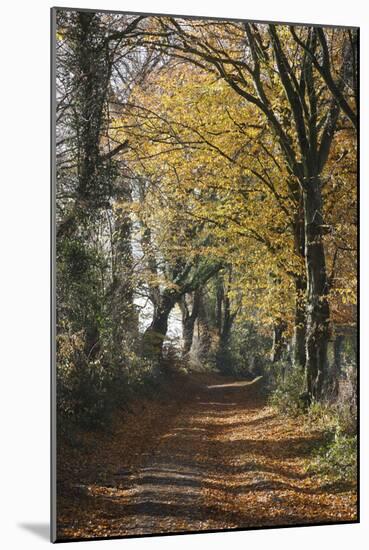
<box><xmin>57</xmin><ymin>374</ymin><xmax>357</xmax><ymax>540</ymax></box>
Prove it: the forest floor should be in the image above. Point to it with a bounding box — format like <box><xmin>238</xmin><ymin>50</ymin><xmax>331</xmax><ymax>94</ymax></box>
<box><xmin>57</xmin><ymin>372</ymin><xmax>357</xmax><ymax>541</ymax></box>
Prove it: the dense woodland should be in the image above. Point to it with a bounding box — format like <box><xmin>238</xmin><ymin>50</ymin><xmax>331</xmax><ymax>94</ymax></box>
<box><xmin>54</xmin><ymin>10</ymin><xmax>357</xmax><ymax>539</ymax></box>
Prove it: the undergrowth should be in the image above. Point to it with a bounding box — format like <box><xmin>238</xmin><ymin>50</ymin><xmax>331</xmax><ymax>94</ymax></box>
<box><xmin>306</xmin><ymin>401</ymin><xmax>357</xmax><ymax>483</ymax></box>
<box><xmin>268</xmin><ymin>363</ymin><xmax>357</xmax><ymax>483</ymax></box>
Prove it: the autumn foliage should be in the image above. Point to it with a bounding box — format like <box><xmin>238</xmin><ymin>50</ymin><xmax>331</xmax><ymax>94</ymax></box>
<box><xmin>53</xmin><ymin>9</ymin><xmax>357</xmax><ymax>542</ymax></box>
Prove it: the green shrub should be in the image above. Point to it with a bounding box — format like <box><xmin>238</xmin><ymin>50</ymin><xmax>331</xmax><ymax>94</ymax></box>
<box><xmin>56</xmin><ymin>329</ymin><xmax>161</xmax><ymax>431</ymax></box>
<box><xmin>305</xmin><ymin>397</ymin><xmax>357</xmax><ymax>483</ymax></box>
<box><xmin>306</xmin><ymin>401</ymin><xmax>337</xmax><ymax>430</ymax></box>
<box><xmin>267</xmin><ymin>360</ymin><xmax>357</xmax><ymax>483</ymax></box>
<box><xmin>221</xmin><ymin>321</ymin><xmax>272</xmax><ymax>377</ymax></box>
<box><xmin>269</xmin><ymin>365</ymin><xmax>307</xmax><ymax>416</ymax></box>
<box><xmin>309</xmin><ymin>428</ymin><xmax>357</xmax><ymax>483</ymax></box>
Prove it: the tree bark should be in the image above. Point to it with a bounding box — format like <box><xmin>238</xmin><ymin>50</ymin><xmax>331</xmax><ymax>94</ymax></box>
<box><xmin>142</xmin><ymin>293</ymin><xmax>175</xmax><ymax>359</ymax></box>
<box><xmin>75</xmin><ymin>13</ymin><xmax>111</xmax><ymax>204</ymax></box>
<box><xmin>331</xmin><ymin>333</ymin><xmax>344</xmax><ymax>396</ymax></box>
<box><xmin>334</xmin><ymin>334</ymin><xmax>344</xmax><ymax>376</ymax></box>
<box><xmin>180</xmin><ymin>290</ymin><xmax>201</xmax><ymax>356</ymax></box>
<box><xmin>216</xmin><ymin>288</ymin><xmax>236</xmax><ymax>372</ymax></box>
<box><xmin>57</xmin><ymin>13</ymin><xmax>112</xmax><ymax>239</ymax></box>
<box><xmin>197</xmin><ymin>293</ymin><xmax>212</xmax><ymax>363</ymax></box>
<box><xmin>292</xmin><ymin>186</ymin><xmax>307</xmax><ymax>370</ymax></box>
<box><xmin>109</xmin><ymin>194</ymin><xmax>136</xmax><ymax>353</ymax></box>
<box><xmin>271</xmin><ymin>320</ymin><xmax>288</xmax><ymax>363</ymax></box>
<box><xmin>57</xmin><ymin>13</ymin><xmax>112</xmax><ymax>360</ymax></box>
<box><xmin>293</xmin><ymin>275</ymin><xmax>307</xmax><ymax>369</ymax></box>
<box><xmin>303</xmin><ymin>177</ymin><xmax>330</xmax><ymax>401</ymax></box>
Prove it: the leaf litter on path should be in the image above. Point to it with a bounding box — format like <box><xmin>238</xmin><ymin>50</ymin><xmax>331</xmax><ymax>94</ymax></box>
<box><xmin>57</xmin><ymin>373</ymin><xmax>357</xmax><ymax>540</ymax></box>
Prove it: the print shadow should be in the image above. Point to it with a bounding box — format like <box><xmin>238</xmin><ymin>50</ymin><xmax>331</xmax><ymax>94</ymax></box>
<box><xmin>18</xmin><ymin>523</ymin><xmax>49</xmax><ymax>541</ymax></box>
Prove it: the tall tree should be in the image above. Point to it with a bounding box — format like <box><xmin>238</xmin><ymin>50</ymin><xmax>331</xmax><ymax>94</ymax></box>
<box><xmin>144</xmin><ymin>19</ymin><xmax>357</xmax><ymax>399</ymax></box>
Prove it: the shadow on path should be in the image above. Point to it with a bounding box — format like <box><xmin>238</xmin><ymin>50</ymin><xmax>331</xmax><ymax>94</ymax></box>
<box><xmin>57</xmin><ymin>373</ymin><xmax>357</xmax><ymax>539</ymax></box>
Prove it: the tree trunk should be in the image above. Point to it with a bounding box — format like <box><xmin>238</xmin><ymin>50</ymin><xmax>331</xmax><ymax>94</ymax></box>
<box><xmin>216</xmin><ymin>292</ymin><xmax>234</xmax><ymax>372</ymax></box>
<box><xmin>271</xmin><ymin>320</ymin><xmax>288</xmax><ymax>363</ymax></box>
<box><xmin>142</xmin><ymin>293</ymin><xmax>175</xmax><ymax>359</ymax></box>
<box><xmin>197</xmin><ymin>293</ymin><xmax>212</xmax><ymax>363</ymax></box>
<box><xmin>110</xmin><ymin>196</ymin><xmax>136</xmax><ymax>353</ymax></box>
<box><xmin>84</xmin><ymin>323</ymin><xmax>100</xmax><ymax>359</ymax></box>
<box><xmin>59</xmin><ymin>13</ymin><xmax>111</xmax><ymax>357</ymax></box>
<box><xmin>331</xmin><ymin>333</ymin><xmax>344</xmax><ymax>396</ymax></box>
<box><xmin>75</xmin><ymin>13</ymin><xmax>111</xmax><ymax>205</ymax></box>
<box><xmin>182</xmin><ymin>321</ymin><xmax>194</xmax><ymax>356</ymax></box>
<box><xmin>334</xmin><ymin>334</ymin><xmax>344</xmax><ymax>375</ymax></box>
<box><xmin>215</xmin><ymin>277</ymin><xmax>224</xmax><ymax>336</ymax></box>
<box><xmin>292</xmin><ymin>183</ymin><xmax>307</xmax><ymax>370</ymax></box>
<box><xmin>303</xmin><ymin>177</ymin><xmax>330</xmax><ymax>401</ymax></box>
<box><xmin>293</xmin><ymin>275</ymin><xmax>307</xmax><ymax>369</ymax></box>
<box><xmin>180</xmin><ymin>290</ymin><xmax>201</xmax><ymax>356</ymax></box>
